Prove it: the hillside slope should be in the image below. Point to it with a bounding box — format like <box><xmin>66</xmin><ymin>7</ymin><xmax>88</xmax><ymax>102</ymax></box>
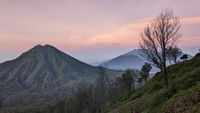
<box><xmin>108</xmin><ymin>53</ymin><xmax>200</xmax><ymax>113</ymax></box>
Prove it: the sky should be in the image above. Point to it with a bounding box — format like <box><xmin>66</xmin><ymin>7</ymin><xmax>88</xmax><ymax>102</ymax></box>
<box><xmin>0</xmin><ymin>0</ymin><xmax>200</xmax><ymax>64</ymax></box>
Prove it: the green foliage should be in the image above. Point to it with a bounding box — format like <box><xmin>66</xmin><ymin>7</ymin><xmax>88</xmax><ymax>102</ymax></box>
<box><xmin>117</xmin><ymin>69</ymin><xmax>136</xmax><ymax>94</ymax></box>
<box><xmin>146</xmin><ymin>82</ymin><xmax>162</xmax><ymax>94</ymax></box>
<box><xmin>139</xmin><ymin>63</ymin><xmax>152</xmax><ymax>82</ymax></box>
<box><xmin>155</xmin><ymin>83</ymin><xmax>200</xmax><ymax>113</ymax></box>
<box><xmin>129</xmin><ymin>88</ymin><xmax>144</xmax><ymax>101</ymax></box>
<box><xmin>107</xmin><ymin>55</ymin><xmax>200</xmax><ymax>113</ymax></box>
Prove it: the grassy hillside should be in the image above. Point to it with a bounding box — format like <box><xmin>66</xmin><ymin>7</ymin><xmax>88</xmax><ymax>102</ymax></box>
<box><xmin>108</xmin><ymin>54</ymin><xmax>200</xmax><ymax>113</ymax></box>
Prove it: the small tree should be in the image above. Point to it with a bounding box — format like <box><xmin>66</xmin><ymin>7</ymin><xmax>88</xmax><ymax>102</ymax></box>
<box><xmin>95</xmin><ymin>66</ymin><xmax>110</xmax><ymax>112</ymax></box>
<box><xmin>96</xmin><ymin>67</ymin><xmax>108</xmax><ymax>93</ymax></box>
<box><xmin>139</xmin><ymin>63</ymin><xmax>152</xmax><ymax>82</ymax></box>
<box><xmin>180</xmin><ymin>54</ymin><xmax>188</xmax><ymax>60</ymax></box>
<box><xmin>139</xmin><ymin>9</ymin><xmax>181</xmax><ymax>86</ymax></box>
<box><xmin>166</xmin><ymin>46</ymin><xmax>182</xmax><ymax>64</ymax></box>
<box><xmin>117</xmin><ymin>69</ymin><xmax>138</xmax><ymax>95</ymax></box>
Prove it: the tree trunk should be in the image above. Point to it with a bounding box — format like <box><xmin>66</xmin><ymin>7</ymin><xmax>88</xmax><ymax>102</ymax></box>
<box><xmin>168</xmin><ymin>59</ymin><xmax>172</xmax><ymax>66</ymax></box>
<box><xmin>163</xmin><ymin>65</ymin><xmax>168</xmax><ymax>87</ymax></box>
<box><xmin>174</xmin><ymin>58</ymin><xmax>177</xmax><ymax>64</ymax></box>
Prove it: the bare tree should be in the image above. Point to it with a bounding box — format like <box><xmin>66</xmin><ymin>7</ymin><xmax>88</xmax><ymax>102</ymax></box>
<box><xmin>139</xmin><ymin>9</ymin><xmax>181</xmax><ymax>86</ymax></box>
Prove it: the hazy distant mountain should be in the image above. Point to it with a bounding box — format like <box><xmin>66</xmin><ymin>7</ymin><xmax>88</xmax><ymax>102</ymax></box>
<box><xmin>0</xmin><ymin>45</ymin><xmax>120</xmax><ymax>109</ymax></box>
<box><xmin>91</xmin><ymin>60</ymin><xmax>108</xmax><ymax>66</ymax></box>
<box><xmin>99</xmin><ymin>49</ymin><xmax>192</xmax><ymax>72</ymax></box>
<box><xmin>99</xmin><ymin>49</ymin><xmax>146</xmax><ymax>70</ymax></box>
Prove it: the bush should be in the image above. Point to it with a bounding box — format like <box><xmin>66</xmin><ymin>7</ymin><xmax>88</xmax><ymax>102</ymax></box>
<box><xmin>129</xmin><ymin>89</ymin><xmax>144</xmax><ymax>101</ymax></box>
<box><xmin>147</xmin><ymin>82</ymin><xmax>162</xmax><ymax>94</ymax></box>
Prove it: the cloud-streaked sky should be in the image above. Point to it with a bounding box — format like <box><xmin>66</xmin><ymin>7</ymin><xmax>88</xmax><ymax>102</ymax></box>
<box><xmin>0</xmin><ymin>0</ymin><xmax>200</xmax><ymax>64</ymax></box>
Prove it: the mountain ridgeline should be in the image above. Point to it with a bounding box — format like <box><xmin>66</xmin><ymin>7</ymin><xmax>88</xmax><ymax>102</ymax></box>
<box><xmin>0</xmin><ymin>45</ymin><xmax>121</xmax><ymax>110</ymax></box>
<box><xmin>99</xmin><ymin>49</ymin><xmax>192</xmax><ymax>72</ymax></box>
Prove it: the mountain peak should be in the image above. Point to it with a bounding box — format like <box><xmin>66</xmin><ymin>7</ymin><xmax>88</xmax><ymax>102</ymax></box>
<box><xmin>32</xmin><ymin>44</ymin><xmax>56</xmax><ymax>49</ymax></box>
<box><xmin>28</xmin><ymin>44</ymin><xmax>58</xmax><ymax>54</ymax></box>
<box><xmin>0</xmin><ymin>44</ymin><xmax>97</xmax><ymax>92</ymax></box>
<box><xmin>123</xmin><ymin>49</ymin><xmax>141</xmax><ymax>56</ymax></box>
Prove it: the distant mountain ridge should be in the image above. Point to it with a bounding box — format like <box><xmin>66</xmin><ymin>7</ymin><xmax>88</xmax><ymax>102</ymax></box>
<box><xmin>0</xmin><ymin>45</ymin><xmax>120</xmax><ymax>110</ymax></box>
<box><xmin>99</xmin><ymin>49</ymin><xmax>192</xmax><ymax>72</ymax></box>
<box><xmin>99</xmin><ymin>49</ymin><xmax>147</xmax><ymax>70</ymax></box>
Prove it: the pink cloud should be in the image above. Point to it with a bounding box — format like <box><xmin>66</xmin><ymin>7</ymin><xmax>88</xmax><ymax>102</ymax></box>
<box><xmin>80</xmin><ymin>16</ymin><xmax>200</xmax><ymax>49</ymax></box>
<box><xmin>181</xmin><ymin>17</ymin><xmax>200</xmax><ymax>25</ymax></box>
<box><xmin>0</xmin><ymin>16</ymin><xmax>199</xmax><ymax>54</ymax></box>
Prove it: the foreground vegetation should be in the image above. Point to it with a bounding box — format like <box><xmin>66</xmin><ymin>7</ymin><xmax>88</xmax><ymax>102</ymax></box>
<box><xmin>108</xmin><ymin>53</ymin><xmax>200</xmax><ymax>113</ymax></box>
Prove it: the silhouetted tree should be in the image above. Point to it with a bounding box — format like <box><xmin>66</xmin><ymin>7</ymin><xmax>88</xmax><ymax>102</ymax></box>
<box><xmin>139</xmin><ymin>9</ymin><xmax>181</xmax><ymax>86</ymax></box>
<box><xmin>117</xmin><ymin>69</ymin><xmax>138</xmax><ymax>95</ymax></box>
<box><xmin>180</xmin><ymin>54</ymin><xmax>188</xmax><ymax>60</ymax></box>
<box><xmin>95</xmin><ymin>66</ymin><xmax>110</xmax><ymax>112</ymax></box>
<box><xmin>96</xmin><ymin>67</ymin><xmax>108</xmax><ymax>94</ymax></box>
<box><xmin>166</xmin><ymin>46</ymin><xmax>182</xmax><ymax>65</ymax></box>
<box><xmin>139</xmin><ymin>63</ymin><xmax>152</xmax><ymax>82</ymax></box>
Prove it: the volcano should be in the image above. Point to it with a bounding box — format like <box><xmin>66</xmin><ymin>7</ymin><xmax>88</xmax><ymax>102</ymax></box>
<box><xmin>0</xmin><ymin>45</ymin><xmax>120</xmax><ymax>109</ymax></box>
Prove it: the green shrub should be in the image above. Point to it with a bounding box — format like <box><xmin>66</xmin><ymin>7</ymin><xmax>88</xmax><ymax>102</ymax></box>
<box><xmin>146</xmin><ymin>82</ymin><xmax>162</xmax><ymax>94</ymax></box>
<box><xmin>129</xmin><ymin>89</ymin><xmax>143</xmax><ymax>101</ymax></box>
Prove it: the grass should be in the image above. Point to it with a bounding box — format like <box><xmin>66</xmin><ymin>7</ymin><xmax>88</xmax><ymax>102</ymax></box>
<box><xmin>107</xmin><ymin>55</ymin><xmax>200</xmax><ymax>113</ymax></box>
